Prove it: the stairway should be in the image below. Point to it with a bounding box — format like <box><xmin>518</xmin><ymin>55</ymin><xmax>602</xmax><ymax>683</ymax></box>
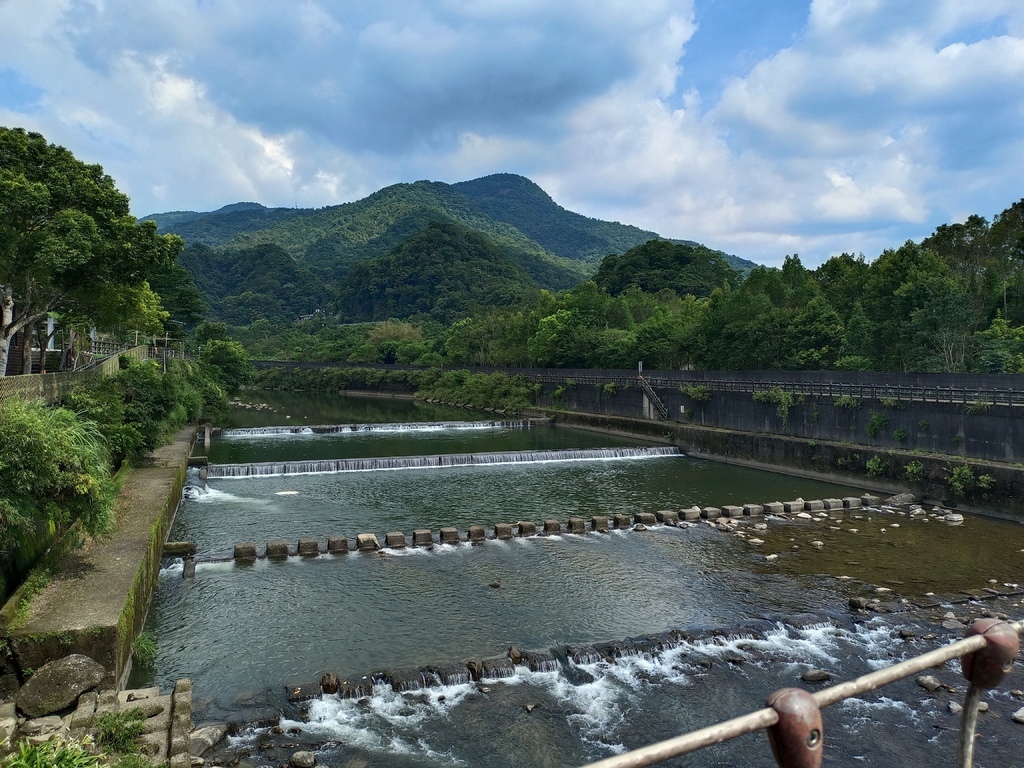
<box><xmin>638</xmin><ymin>376</ymin><xmax>670</xmax><ymax>420</ymax></box>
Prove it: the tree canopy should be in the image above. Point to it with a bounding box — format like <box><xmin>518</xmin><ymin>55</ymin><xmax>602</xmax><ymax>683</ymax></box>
<box><xmin>0</xmin><ymin>127</ymin><xmax>183</xmax><ymax>375</ymax></box>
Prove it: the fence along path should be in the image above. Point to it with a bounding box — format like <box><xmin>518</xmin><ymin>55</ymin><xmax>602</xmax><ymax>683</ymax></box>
<box><xmin>0</xmin><ymin>345</ymin><xmax>149</xmax><ymax>404</ymax></box>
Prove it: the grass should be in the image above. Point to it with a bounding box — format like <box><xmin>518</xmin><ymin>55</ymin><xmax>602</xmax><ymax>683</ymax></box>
<box><xmin>2</xmin><ymin>740</ymin><xmax>100</xmax><ymax>768</ymax></box>
<box><xmin>94</xmin><ymin>708</ymin><xmax>147</xmax><ymax>754</ymax></box>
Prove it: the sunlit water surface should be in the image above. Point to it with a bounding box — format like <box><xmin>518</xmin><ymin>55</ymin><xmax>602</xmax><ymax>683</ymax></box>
<box><xmin>135</xmin><ymin>392</ymin><xmax>1024</xmax><ymax>768</ymax></box>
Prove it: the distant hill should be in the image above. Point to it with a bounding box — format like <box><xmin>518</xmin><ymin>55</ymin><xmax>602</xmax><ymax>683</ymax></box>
<box><xmin>144</xmin><ymin>174</ymin><xmax>758</xmax><ymax>323</ymax></box>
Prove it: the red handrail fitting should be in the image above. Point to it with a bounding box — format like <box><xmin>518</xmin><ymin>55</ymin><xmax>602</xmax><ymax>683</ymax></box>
<box><xmin>961</xmin><ymin>618</ymin><xmax>1020</xmax><ymax>689</ymax></box>
<box><xmin>766</xmin><ymin>688</ymin><xmax>823</xmax><ymax>768</ymax></box>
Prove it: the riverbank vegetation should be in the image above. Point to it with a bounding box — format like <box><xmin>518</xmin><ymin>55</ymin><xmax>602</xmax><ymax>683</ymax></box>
<box><xmin>206</xmin><ymin>198</ymin><xmax>1024</xmax><ymax>375</ymax></box>
<box><xmin>0</xmin><ymin>357</ymin><xmax>231</xmax><ymax>602</ymax></box>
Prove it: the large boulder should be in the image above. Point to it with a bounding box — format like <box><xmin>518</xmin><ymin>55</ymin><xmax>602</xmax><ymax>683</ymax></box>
<box><xmin>16</xmin><ymin>655</ymin><xmax>104</xmax><ymax>718</ymax></box>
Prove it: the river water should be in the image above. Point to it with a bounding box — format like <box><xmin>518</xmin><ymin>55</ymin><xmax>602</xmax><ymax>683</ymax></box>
<box><xmin>135</xmin><ymin>393</ymin><xmax>1024</xmax><ymax>767</ymax></box>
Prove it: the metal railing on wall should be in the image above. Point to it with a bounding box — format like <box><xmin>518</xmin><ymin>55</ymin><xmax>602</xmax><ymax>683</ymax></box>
<box><xmin>0</xmin><ymin>345</ymin><xmax>149</xmax><ymax>405</ymax></box>
<box><xmin>249</xmin><ymin>362</ymin><xmax>1024</xmax><ymax>408</ymax></box>
<box><xmin>579</xmin><ymin>618</ymin><xmax>1022</xmax><ymax>768</ymax></box>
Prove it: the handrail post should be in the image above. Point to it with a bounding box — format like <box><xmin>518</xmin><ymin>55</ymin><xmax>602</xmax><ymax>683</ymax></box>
<box><xmin>957</xmin><ymin>619</ymin><xmax>1021</xmax><ymax>768</ymax></box>
<box><xmin>766</xmin><ymin>688</ymin><xmax>823</xmax><ymax>768</ymax></box>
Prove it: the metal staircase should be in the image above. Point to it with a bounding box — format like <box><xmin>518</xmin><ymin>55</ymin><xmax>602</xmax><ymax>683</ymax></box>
<box><xmin>637</xmin><ymin>375</ymin><xmax>670</xmax><ymax>420</ymax></box>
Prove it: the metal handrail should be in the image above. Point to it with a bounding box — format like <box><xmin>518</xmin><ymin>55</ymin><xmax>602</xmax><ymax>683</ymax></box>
<box><xmin>579</xmin><ymin>619</ymin><xmax>1022</xmax><ymax>768</ymax></box>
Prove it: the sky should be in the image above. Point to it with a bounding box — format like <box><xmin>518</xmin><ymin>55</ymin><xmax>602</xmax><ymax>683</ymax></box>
<box><xmin>1</xmin><ymin>0</ymin><xmax>1023</xmax><ymax>268</ymax></box>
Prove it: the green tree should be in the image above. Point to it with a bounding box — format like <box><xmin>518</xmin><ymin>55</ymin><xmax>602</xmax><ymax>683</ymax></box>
<box><xmin>0</xmin><ymin>127</ymin><xmax>183</xmax><ymax>375</ymax></box>
<box><xmin>201</xmin><ymin>339</ymin><xmax>254</xmax><ymax>393</ymax></box>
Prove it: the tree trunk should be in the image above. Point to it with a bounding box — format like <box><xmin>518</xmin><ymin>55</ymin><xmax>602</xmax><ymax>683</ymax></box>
<box><xmin>18</xmin><ymin>328</ymin><xmax>31</xmax><ymax>375</ymax></box>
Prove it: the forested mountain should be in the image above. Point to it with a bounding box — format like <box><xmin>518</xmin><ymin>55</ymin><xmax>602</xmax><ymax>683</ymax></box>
<box><xmin>143</xmin><ymin>174</ymin><xmax>756</xmax><ymax>324</ymax></box>
<box><xmin>451</xmin><ymin>174</ymin><xmax>754</xmax><ymax>273</ymax></box>
<box><xmin>179</xmin><ymin>243</ymin><xmax>332</xmax><ymax>325</ymax></box>
<box><xmin>337</xmin><ymin>220</ymin><xmax>540</xmax><ymax>323</ymax></box>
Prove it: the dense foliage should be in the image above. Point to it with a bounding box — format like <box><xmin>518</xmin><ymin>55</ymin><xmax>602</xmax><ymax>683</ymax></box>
<box><xmin>0</xmin><ymin>399</ymin><xmax>117</xmax><ymax>600</ymax></box>
<box><xmin>338</xmin><ymin>220</ymin><xmax>541</xmax><ymax>322</ymax></box>
<box><xmin>180</xmin><ymin>242</ymin><xmax>331</xmax><ymax>325</ymax></box>
<box><xmin>0</xmin><ymin>356</ymin><xmax>231</xmax><ymax>601</ymax></box>
<box><xmin>0</xmin><ymin>127</ymin><xmax>184</xmax><ymax>376</ymax></box>
<box><xmin>594</xmin><ymin>239</ymin><xmax>740</xmax><ymax>298</ymax></box>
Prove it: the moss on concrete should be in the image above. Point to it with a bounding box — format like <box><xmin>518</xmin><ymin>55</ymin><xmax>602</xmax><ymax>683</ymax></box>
<box><xmin>2</xmin><ymin>428</ymin><xmax>194</xmax><ymax>690</ymax></box>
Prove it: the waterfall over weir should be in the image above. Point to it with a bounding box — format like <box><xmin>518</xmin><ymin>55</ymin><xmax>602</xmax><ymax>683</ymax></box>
<box><xmin>206</xmin><ymin>446</ymin><xmax>682</xmax><ymax>478</ymax></box>
<box><xmin>217</xmin><ymin>420</ymin><xmax>536</xmax><ymax>437</ymax></box>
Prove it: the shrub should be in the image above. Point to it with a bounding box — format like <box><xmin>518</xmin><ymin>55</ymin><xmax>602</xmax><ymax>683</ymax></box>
<box><xmin>95</xmin><ymin>708</ymin><xmax>146</xmax><ymax>753</ymax></box>
<box><xmin>679</xmin><ymin>384</ymin><xmax>711</xmax><ymax>402</ymax></box>
<box><xmin>904</xmin><ymin>460</ymin><xmax>924</xmax><ymax>483</ymax></box>
<box><xmin>833</xmin><ymin>395</ymin><xmax>860</xmax><ymax>409</ymax></box>
<box><xmin>866</xmin><ymin>455</ymin><xmax>888</xmax><ymax>477</ymax></box>
<box><xmin>752</xmin><ymin>387</ymin><xmax>794</xmax><ymax>428</ymax></box>
<box><xmin>132</xmin><ymin>631</ymin><xmax>158</xmax><ymax>668</ymax></box>
<box><xmin>0</xmin><ymin>399</ymin><xmax>117</xmax><ymax>580</ymax></box>
<box><xmin>946</xmin><ymin>464</ymin><xmax>975</xmax><ymax>498</ymax></box>
<box><xmin>891</xmin><ymin>428</ymin><xmax>908</xmax><ymax>442</ymax></box>
<box><xmin>866</xmin><ymin>411</ymin><xmax>889</xmax><ymax>437</ymax></box>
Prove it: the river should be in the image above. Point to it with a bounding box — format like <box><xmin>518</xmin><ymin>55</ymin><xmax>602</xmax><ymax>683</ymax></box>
<box><xmin>133</xmin><ymin>392</ymin><xmax>1024</xmax><ymax>767</ymax></box>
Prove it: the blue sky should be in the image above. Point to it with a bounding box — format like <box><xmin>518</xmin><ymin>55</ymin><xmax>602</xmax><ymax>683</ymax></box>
<box><xmin>1</xmin><ymin>1</ymin><xmax>1022</xmax><ymax>267</ymax></box>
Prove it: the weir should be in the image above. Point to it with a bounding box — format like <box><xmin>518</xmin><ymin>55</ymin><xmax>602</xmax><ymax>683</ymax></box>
<box><xmin>216</xmin><ymin>419</ymin><xmax>542</xmax><ymax>437</ymax></box>
<box><xmin>205</xmin><ymin>445</ymin><xmax>682</xmax><ymax>478</ymax></box>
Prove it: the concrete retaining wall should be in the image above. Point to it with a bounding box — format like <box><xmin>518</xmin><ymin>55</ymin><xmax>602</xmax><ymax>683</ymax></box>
<box><xmin>538</xmin><ymin>381</ymin><xmax>1024</xmax><ymax>464</ymax></box>
<box><xmin>1</xmin><ymin>428</ymin><xmax>193</xmax><ymax>694</ymax></box>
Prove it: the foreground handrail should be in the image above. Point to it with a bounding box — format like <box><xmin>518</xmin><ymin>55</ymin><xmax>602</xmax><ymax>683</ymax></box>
<box><xmin>580</xmin><ymin>619</ymin><xmax>1022</xmax><ymax>768</ymax></box>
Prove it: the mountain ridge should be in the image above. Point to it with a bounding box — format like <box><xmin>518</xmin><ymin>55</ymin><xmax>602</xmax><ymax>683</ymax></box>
<box><xmin>143</xmin><ymin>173</ymin><xmax>758</xmax><ymax>278</ymax></box>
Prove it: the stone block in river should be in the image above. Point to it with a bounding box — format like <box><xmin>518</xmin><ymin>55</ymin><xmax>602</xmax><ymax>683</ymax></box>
<box><xmin>518</xmin><ymin>521</ymin><xmax>537</xmax><ymax>536</ymax></box>
<box><xmin>384</xmin><ymin>532</ymin><xmax>407</xmax><ymax>549</ymax></box>
<box><xmin>613</xmin><ymin>514</ymin><xmax>632</xmax><ymax>529</ymax></box>
<box><xmin>327</xmin><ymin>535</ymin><xmax>348</xmax><ymax>554</ymax></box>
<box><xmin>634</xmin><ymin>512</ymin><xmax>657</xmax><ymax>525</ymax></box>
<box><xmin>680</xmin><ymin>506</ymin><xmax>702</xmax><ymax>521</ymax></box>
<box><xmin>356</xmin><ymin>533</ymin><xmax>380</xmax><ymax>551</ymax></box>
<box><xmin>467</xmin><ymin>525</ymin><xmax>486</xmax><ymax>543</ymax></box>
<box><xmin>823</xmin><ymin>498</ymin><xmax>844</xmax><ymax>510</ymax></box>
<box><xmin>743</xmin><ymin>504</ymin><xmax>765</xmax><ymax>517</ymax></box>
<box><xmin>843</xmin><ymin>497</ymin><xmax>862</xmax><ymax>509</ymax></box>
<box><xmin>233</xmin><ymin>542</ymin><xmax>257</xmax><ymax>561</ymax></box>
<box><xmin>763</xmin><ymin>502</ymin><xmax>785</xmax><ymax>515</ymax></box>
<box><xmin>861</xmin><ymin>494</ymin><xmax>881</xmax><ymax>507</ymax></box>
<box><xmin>591</xmin><ymin>516</ymin><xmax>609</xmax><ymax>532</ymax></box>
<box><xmin>722</xmin><ymin>506</ymin><xmax>745</xmax><ymax>519</ymax></box>
<box><xmin>439</xmin><ymin>527</ymin><xmax>460</xmax><ymax>544</ymax></box>
<box><xmin>804</xmin><ymin>500</ymin><xmax>825</xmax><ymax>512</ymax></box>
<box><xmin>265</xmin><ymin>539</ymin><xmax>289</xmax><ymax>559</ymax></box>
<box><xmin>412</xmin><ymin>529</ymin><xmax>433</xmax><ymax>546</ymax></box>
<box><xmin>297</xmin><ymin>538</ymin><xmax>319</xmax><ymax>556</ymax></box>
<box><xmin>494</xmin><ymin>523</ymin><xmax>513</xmax><ymax>540</ymax></box>
<box><xmin>783</xmin><ymin>501</ymin><xmax>803</xmax><ymax>513</ymax></box>
<box><xmin>567</xmin><ymin>517</ymin><xmax>586</xmax><ymax>533</ymax></box>
<box><xmin>543</xmin><ymin>519</ymin><xmax>561</xmax><ymax>534</ymax></box>
<box><xmin>701</xmin><ymin>507</ymin><xmax>722</xmax><ymax>520</ymax></box>
<box><xmin>655</xmin><ymin>510</ymin><xmax>679</xmax><ymax>524</ymax></box>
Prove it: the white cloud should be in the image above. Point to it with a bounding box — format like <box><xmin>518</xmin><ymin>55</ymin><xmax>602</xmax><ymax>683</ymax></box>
<box><xmin>1</xmin><ymin>0</ymin><xmax>1023</xmax><ymax>267</ymax></box>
